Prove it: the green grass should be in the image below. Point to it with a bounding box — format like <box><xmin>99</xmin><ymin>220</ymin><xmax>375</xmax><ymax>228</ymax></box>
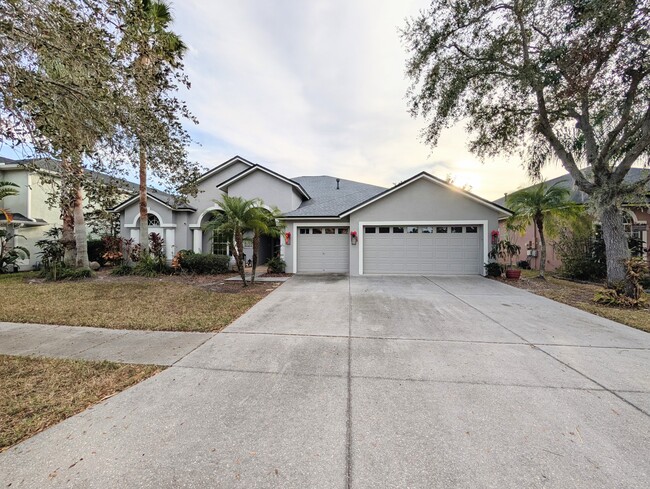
<box><xmin>0</xmin><ymin>273</ymin><xmax>269</xmax><ymax>332</ymax></box>
<box><xmin>0</xmin><ymin>355</ymin><xmax>160</xmax><ymax>451</ymax></box>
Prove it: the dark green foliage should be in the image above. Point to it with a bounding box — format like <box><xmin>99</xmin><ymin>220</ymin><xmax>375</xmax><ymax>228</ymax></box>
<box><xmin>132</xmin><ymin>253</ymin><xmax>170</xmax><ymax>277</ymax></box>
<box><xmin>555</xmin><ymin>228</ymin><xmax>607</xmax><ymax>281</ymax></box>
<box><xmin>0</xmin><ymin>229</ymin><xmax>30</xmax><ymax>273</ymax></box>
<box><xmin>43</xmin><ymin>266</ymin><xmax>93</xmax><ymax>281</ymax></box>
<box><xmin>179</xmin><ymin>252</ymin><xmax>230</xmax><ymax>275</ymax></box>
<box><xmin>87</xmin><ymin>239</ymin><xmax>106</xmax><ymax>266</ymax></box>
<box><xmin>111</xmin><ymin>264</ymin><xmax>133</xmax><ymax>276</ymax></box>
<box><xmin>265</xmin><ymin>256</ymin><xmax>286</xmax><ymax>274</ymax></box>
<box><xmin>517</xmin><ymin>260</ymin><xmax>531</xmax><ymax>270</ymax></box>
<box><xmin>484</xmin><ymin>262</ymin><xmax>504</xmax><ymax>277</ymax></box>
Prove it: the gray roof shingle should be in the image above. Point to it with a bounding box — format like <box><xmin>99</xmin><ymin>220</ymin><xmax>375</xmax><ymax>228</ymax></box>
<box><xmin>283</xmin><ymin>176</ymin><xmax>386</xmax><ymax>218</ymax></box>
<box><xmin>493</xmin><ymin>168</ymin><xmax>650</xmax><ymax>207</ymax></box>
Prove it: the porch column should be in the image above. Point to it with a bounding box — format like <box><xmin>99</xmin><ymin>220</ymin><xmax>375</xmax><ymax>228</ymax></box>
<box><xmin>165</xmin><ymin>229</ymin><xmax>175</xmax><ymax>261</ymax></box>
<box><xmin>192</xmin><ymin>229</ymin><xmax>202</xmax><ymax>253</ymax></box>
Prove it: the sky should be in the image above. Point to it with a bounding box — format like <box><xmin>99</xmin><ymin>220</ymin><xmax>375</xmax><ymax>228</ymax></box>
<box><xmin>1</xmin><ymin>0</ymin><xmax>569</xmax><ymax>200</ymax></box>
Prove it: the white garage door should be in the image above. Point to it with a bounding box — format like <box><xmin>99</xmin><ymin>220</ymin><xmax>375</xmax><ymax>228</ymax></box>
<box><xmin>363</xmin><ymin>225</ymin><xmax>482</xmax><ymax>275</ymax></box>
<box><xmin>297</xmin><ymin>227</ymin><xmax>350</xmax><ymax>273</ymax></box>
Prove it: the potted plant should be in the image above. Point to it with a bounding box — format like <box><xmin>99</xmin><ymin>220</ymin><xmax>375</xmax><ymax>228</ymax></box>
<box><xmin>488</xmin><ymin>238</ymin><xmax>522</xmax><ymax>279</ymax></box>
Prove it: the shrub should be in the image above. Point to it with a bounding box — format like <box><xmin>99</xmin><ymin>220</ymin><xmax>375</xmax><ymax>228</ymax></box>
<box><xmin>87</xmin><ymin>239</ymin><xmax>106</xmax><ymax>266</ymax></box>
<box><xmin>517</xmin><ymin>260</ymin><xmax>531</xmax><ymax>269</ymax></box>
<box><xmin>149</xmin><ymin>232</ymin><xmax>165</xmax><ymax>267</ymax></box>
<box><xmin>555</xmin><ymin>227</ymin><xmax>606</xmax><ymax>281</ymax></box>
<box><xmin>484</xmin><ymin>262</ymin><xmax>503</xmax><ymax>277</ymax></box>
<box><xmin>265</xmin><ymin>256</ymin><xmax>286</xmax><ymax>274</ymax></box>
<box><xmin>132</xmin><ymin>253</ymin><xmax>170</xmax><ymax>277</ymax></box>
<box><xmin>43</xmin><ymin>266</ymin><xmax>93</xmax><ymax>281</ymax></box>
<box><xmin>111</xmin><ymin>264</ymin><xmax>133</xmax><ymax>276</ymax></box>
<box><xmin>179</xmin><ymin>252</ymin><xmax>230</xmax><ymax>274</ymax></box>
<box><xmin>593</xmin><ymin>258</ymin><xmax>649</xmax><ymax>308</ymax></box>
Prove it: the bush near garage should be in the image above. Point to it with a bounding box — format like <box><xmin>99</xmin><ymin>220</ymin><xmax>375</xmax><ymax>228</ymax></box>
<box><xmin>178</xmin><ymin>251</ymin><xmax>230</xmax><ymax>274</ymax></box>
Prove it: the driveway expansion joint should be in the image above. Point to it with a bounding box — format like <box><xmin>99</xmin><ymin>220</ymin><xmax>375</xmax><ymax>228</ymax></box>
<box><xmin>423</xmin><ymin>276</ymin><xmax>650</xmax><ymax>418</ymax></box>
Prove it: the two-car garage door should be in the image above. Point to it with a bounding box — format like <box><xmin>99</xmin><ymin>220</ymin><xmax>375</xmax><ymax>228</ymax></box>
<box><xmin>363</xmin><ymin>225</ymin><xmax>482</xmax><ymax>275</ymax></box>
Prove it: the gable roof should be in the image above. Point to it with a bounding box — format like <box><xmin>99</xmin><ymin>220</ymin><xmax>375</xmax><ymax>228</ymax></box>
<box><xmin>193</xmin><ymin>155</ymin><xmax>255</xmax><ymax>185</ymax></box>
<box><xmin>282</xmin><ymin>176</ymin><xmax>386</xmax><ymax>218</ymax></box>
<box><xmin>110</xmin><ymin>192</ymin><xmax>196</xmax><ymax>213</ymax></box>
<box><xmin>493</xmin><ymin>168</ymin><xmax>650</xmax><ymax>207</ymax></box>
<box><xmin>217</xmin><ymin>164</ymin><xmax>311</xmax><ymax>200</ymax></box>
<box><xmin>338</xmin><ymin>172</ymin><xmax>512</xmax><ymax>218</ymax></box>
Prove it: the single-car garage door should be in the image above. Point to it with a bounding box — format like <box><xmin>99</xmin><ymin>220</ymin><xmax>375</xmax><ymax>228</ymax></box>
<box><xmin>363</xmin><ymin>225</ymin><xmax>482</xmax><ymax>275</ymax></box>
<box><xmin>297</xmin><ymin>227</ymin><xmax>350</xmax><ymax>273</ymax></box>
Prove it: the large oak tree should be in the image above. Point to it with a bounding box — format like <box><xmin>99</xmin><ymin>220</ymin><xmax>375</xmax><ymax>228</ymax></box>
<box><xmin>403</xmin><ymin>0</ymin><xmax>650</xmax><ymax>290</ymax></box>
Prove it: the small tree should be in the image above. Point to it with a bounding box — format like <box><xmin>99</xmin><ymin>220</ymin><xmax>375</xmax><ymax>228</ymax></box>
<box><xmin>204</xmin><ymin>196</ymin><xmax>260</xmax><ymax>286</ymax></box>
<box><xmin>249</xmin><ymin>206</ymin><xmax>284</xmax><ymax>285</ymax></box>
<box><xmin>506</xmin><ymin>182</ymin><xmax>581</xmax><ymax>278</ymax></box>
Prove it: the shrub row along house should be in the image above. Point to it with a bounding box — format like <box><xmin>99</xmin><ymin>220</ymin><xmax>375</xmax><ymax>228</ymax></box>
<box><xmin>111</xmin><ymin>156</ymin><xmax>512</xmax><ymax>275</ymax></box>
<box><xmin>494</xmin><ymin>169</ymin><xmax>650</xmax><ymax>272</ymax></box>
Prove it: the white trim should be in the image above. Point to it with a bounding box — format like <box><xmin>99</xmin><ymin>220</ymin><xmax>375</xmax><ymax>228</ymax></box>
<box><xmin>358</xmin><ymin>220</ymin><xmax>489</xmax><ymax>276</ymax></box>
<box><xmin>216</xmin><ymin>165</ymin><xmax>310</xmax><ymax>200</ymax></box>
<box><xmin>194</xmin><ymin>156</ymin><xmax>255</xmax><ymax>184</ymax></box>
<box><xmin>26</xmin><ymin>173</ymin><xmax>32</xmax><ymax>218</ymax></box>
<box><xmin>124</xmin><ymin>209</ymin><xmax>177</xmax><ymax>229</ymax></box>
<box><xmin>291</xmin><ymin>221</ymin><xmax>351</xmax><ymax>274</ymax></box>
<box><xmin>340</xmin><ymin>174</ymin><xmax>511</xmax><ymax>218</ymax></box>
<box><xmin>190</xmin><ymin>205</ymin><xmax>223</xmax><ymax>229</ymax></box>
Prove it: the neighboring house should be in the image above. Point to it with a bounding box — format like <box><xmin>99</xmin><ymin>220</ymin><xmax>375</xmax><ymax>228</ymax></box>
<box><xmin>493</xmin><ymin>169</ymin><xmax>650</xmax><ymax>271</ymax></box>
<box><xmin>112</xmin><ymin>156</ymin><xmax>512</xmax><ymax>276</ymax></box>
<box><xmin>0</xmin><ymin>156</ymin><xmax>141</xmax><ymax>270</ymax></box>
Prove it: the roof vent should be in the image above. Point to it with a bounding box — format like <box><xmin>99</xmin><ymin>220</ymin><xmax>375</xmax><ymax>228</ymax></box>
<box><xmin>336</xmin><ymin>178</ymin><xmax>340</xmax><ymax>190</ymax></box>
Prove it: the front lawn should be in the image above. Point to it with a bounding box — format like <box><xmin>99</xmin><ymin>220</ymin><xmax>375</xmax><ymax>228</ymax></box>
<box><xmin>499</xmin><ymin>271</ymin><xmax>650</xmax><ymax>333</ymax></box>
<box><xmin>0</xmin><ymin>355</ymin><xmax>160</xmax><ymax>451</ymax></box>
<box><xmin>0</xmin><ymin>272</ymin><xmax>279</xmax><ymax>332</ymax></box>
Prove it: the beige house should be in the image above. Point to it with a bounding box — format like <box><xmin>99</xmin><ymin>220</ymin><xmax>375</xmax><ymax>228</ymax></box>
<box><xmin>0</xmin><ymin>157</ymin><xmax>136</xmax><ymax>270</ymax></box>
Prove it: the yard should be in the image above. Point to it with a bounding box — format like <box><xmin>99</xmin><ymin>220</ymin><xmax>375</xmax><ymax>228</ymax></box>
<box><xmin>499</xmin><ymin>270</ymin><xmax>650</xmax><ymax>333</ymax></box>
<box><xmin>0</xmin><ymin>272</ymin><xmax>280</xmax><ymax>332</ymax></box>
<box><xmin>0</xmin><ymin>355</ymin><xmax>160</xmax><ymax>451</ymax></box>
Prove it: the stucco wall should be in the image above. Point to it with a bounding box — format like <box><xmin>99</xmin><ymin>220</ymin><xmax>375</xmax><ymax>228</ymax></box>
<box><xmin>226</xmin><ymin>170</ymin><xmax>303</xmax><ymax>213</ymax></box>
<box><xmin>347</xmin><ymin>178</ymin><xmax>501</xmax><ymax>276</ymax></box>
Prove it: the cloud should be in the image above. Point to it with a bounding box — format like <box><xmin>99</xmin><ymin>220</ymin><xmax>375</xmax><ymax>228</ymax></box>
<box><xmin>169</xmin><ymin>0</ymin><xmax>568</xmax><ymax>200</ymax></box>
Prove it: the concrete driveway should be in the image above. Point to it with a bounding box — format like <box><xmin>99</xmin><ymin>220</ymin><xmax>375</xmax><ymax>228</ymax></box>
<box><xmin>1</xmin><ymin>275</ymin><xmax>649</xmax><ymax>488</ymax></box>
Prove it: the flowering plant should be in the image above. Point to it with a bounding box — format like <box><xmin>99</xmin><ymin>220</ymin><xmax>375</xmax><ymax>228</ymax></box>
<box><xmin>491</xmin><ymin>230</ymin><xmax>499</xmax><ymax>237</ymax></box>
<box><xmin>351</xmin><ymin>231</ymin><xmax>358</xmax><ymax>238</ymax></box>
<box><xmin>284</xmin><ymin>231</ymin><xmax>291</xmax><ymax>245</ymax></box>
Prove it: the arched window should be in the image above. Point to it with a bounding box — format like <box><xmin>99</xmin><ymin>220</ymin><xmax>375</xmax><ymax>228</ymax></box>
<box><xmin>147</xmin><ymin>214</ymin><xmax>160</xmax><ymax>227</ymax></box>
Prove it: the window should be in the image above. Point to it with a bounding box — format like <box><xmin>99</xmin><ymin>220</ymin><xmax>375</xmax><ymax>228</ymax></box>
<box><xmin>299</xmin><ymin>228</ymin><xmax>310</xmax><ymax>235</ymax></box>
<box><xmin>421</xmin><ymin>226</ymin><xmax>433</xmax><ymax>234</ymax></box>
<box><xmin>147</xmin><ymin>214</ymin><xmax>160</xmax><ymax>226</ymax></box>
<box><xmin>378</xmin><ymin>227</ymin><xmax>390</xmax><ymax>234</ymax></box>
<box><xmin>324</xmin><ymin>228</ymin><xmax>335</xmax><ymax>234</ymax></box>
<box><xmin>407</xmin><ymin>226</ymin><xmax>419</xmax><ymax>234</ymax></box>
<box><xmin>312</xmin><ymin>228</ymin><xmax>322</xmax><ymax>234</ymax></box>
<box><xmin>393</xmin><ymin>226</ymin><xmax>404</xmax><ymax>234</ymax></box>
<box><xmin>213</xmin><ymin>232</ymin><xmax>229</xmax><ymax>255</ymax></box>
<box><xmin>365</xmin><ymin>227</ymin><xmax>376</xmax><ymax>234</ymax></box>
<box><xmin>338</xmin><ymin>228</ymin><xmax>349</xmax><ymax>234</ymax></box>
<box><xmin>436</xmin><ymin>226</ymin><xmax>448</xmax><ymax>233</ymax></box>
<box><xmin>451</xmin><ymin>226</ymin><xmax>463</xmax><ymax>234</ymax></box>
<box><xmin>466</xmin><ymin>226</ymin><xmax>478</xmax><ymax>233</ymax></box>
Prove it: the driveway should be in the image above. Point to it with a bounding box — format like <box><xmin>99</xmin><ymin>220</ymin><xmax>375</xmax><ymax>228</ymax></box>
<box><xmin>1</xmin><ymin>275</ymin><xmax>649</xmax><ymax>488</ymax></box>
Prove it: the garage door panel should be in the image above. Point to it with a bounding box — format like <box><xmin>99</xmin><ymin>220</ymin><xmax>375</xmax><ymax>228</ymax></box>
<box><xmin>297</xmin><ymin>229</ymin><xmax>350</xmax><ymax>273</ymax></box>
<box><xmin>364</xmin><ymin>225</ymin><xmax>482</xmax><ymax>275</ymax></box>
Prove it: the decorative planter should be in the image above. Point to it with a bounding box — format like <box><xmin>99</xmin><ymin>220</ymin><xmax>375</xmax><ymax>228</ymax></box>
<box><xmin>505</xmin><ymin>269</ymin><xmax>521</xmax><ymax>280</ymax></box>
<box><xmin>284</xmin><ymin>232</ymin><xmax>291</xmax><ymax>245</ymax></box>
<box><xmin>350</xmin><ymin>231</ymin><xmax>358</xmax><ymax>246</ymax></box>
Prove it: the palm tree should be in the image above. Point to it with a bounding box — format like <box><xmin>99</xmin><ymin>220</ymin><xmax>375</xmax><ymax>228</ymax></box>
<box><xmin>203</xmin><ymin>195</ymin><xmax>262</xmax><ymax>286</ymax></box>
<box><xmin>249</xmin><ymin>206</ymin><xmax>284</xmax><ymax>284</ymax></box>
<box><xmin>506</xmin><ymin>182</ymin><xmax>580</xmax><ymax>278</ymax></box>
<box><xmin>0</xmin><ymin>181</ymin><xmax>19</xmax><ymax>222</ymax></box>
<box><xmin>127</xmin><ymin>0</ymin><xmax>186</xmax><ymax>254</ymax></box>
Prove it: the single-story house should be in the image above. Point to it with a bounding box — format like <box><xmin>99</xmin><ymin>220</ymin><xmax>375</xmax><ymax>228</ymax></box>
<box><xmin>112</xmin><ymin>156</ymin><xmax>512</xmax><ymax>276</ymax></box>
<box><xmin>493</xmin><ymin>169</ymin><xmax>650</xmax><ymax>271</ymax></box>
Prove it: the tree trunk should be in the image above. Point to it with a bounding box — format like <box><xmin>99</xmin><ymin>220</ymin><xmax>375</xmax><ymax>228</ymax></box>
<box><xmin>59</xmin><ymin>158</ymin><xmax>76</xmax><ymax>266</ymax></box>
<box><xmin>231</xmin><ymin>229</ymin><xmax>247</xmax><ymax>286</ymax></box>
<box><xmin>73</xmin><ymin>184</ymin><xmax>89</xmax><ymax>269</ymax></box>
<box><xmin>138</xmin><ymin>144</ymin><xmax>149</xmax><ymax>255</ymax></box>
<box><xmin>535</xmin><ymin>215</ymin><xmax>546</xmax><ymax>278</ymax></box>
<box><xmin>600</xmin><ymin>204</ymin><xmax>631</xmax><ymax>292</ymax></box>
<box><xmin>251</xmin><ymin>231</ymin><xmax>260</xmax><ymax>285</ymax></box>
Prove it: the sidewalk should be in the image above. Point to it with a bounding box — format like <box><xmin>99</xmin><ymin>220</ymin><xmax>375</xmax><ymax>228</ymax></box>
<box><xmin>0</xmin><ymin>322</ymin><xmax>214</xmax><ymax>366</ymax></box>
